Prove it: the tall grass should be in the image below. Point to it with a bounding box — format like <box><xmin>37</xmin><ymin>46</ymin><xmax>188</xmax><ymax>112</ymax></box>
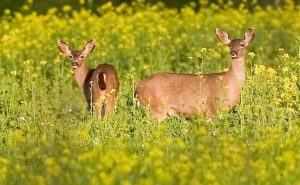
<box><xmin>0</xmin><ymin>1</ymin><xmax>299</xmax><ymax>185</ymax></box>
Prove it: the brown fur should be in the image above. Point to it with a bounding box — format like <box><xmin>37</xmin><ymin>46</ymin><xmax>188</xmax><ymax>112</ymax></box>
<box><xmin>135</xmin><ymin>28</ymin><xmax>255</xmax><ymax>122</ymax></box>
<box><xmin>58</xmin><ymin>39</ymin><xmax>119</xmax><ymax>117</ymax></box>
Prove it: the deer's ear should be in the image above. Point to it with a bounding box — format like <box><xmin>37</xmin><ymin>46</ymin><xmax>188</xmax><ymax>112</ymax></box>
<box><xmin>244</xmin><ymin>28</ymin><xmax>255</xmax><ymax>44</ymax></box>
<box><xmin>216</xmin><ymin>28</ymin><xmax>231</xmax><ymax>44</ymax></box>
<box><xmin>58</xmin><ymin>40</ymin><xmax>71</xmax><ymax>55</ymax></box>
<box><xmin>83</xmin><ymin>39</ymin><xmax>96</xmax><ymax>55</ymax></box>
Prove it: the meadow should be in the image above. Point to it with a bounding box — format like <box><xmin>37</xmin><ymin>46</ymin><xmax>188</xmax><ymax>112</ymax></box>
<box><xmin>0</xmin><ymin>0</ymin><xmax>300</xmax><ymax>185</ymax></box>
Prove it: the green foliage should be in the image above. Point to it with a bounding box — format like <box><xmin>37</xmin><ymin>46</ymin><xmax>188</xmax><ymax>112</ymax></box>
<box><xmin>0</xmin><ymin>1</ymin><xmax>300</xmax><ymax>185</ymax></box>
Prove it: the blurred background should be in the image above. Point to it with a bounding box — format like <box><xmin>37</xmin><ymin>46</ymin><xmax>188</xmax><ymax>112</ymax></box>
<box><xmin>1</xmin><ymin>0</ymin><xmax>300</xmax><ymax>14</ymax></box>
<box><xmin>0</xmin><ymin>1</ymin><xmax>299</xmax><ymax>185</ymax></box>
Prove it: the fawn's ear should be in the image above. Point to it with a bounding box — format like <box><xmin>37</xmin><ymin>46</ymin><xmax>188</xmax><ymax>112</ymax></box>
<box><xmin>83</xmin><ymin>39</ymin><xmax>96</xmax><ymax>56</ymax></box>
<box><xmin>216</xmin><ymin>28</ymin><xmax>231</xmax><ymax>44</ymax></box>
<box><xmin>58</xmin><ymin>40</ymin><xmax>71</xmax><ymax>55</ymax></box>
<box><xmin>244</xmin><ymin>28</ymin><xmax>255</xmax><ymax>44</ymax></box>
<box><xmin>98</xmin><ymin>72</ymin><xmax>106</xmax><ymax>90</ymax></box>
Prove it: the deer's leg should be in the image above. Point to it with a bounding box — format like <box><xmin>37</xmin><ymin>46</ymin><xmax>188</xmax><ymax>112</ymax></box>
<box><xmin>93</xmin><ymin>101</ymin><xmax>104</xmax><ymax>118</ymax></box>
<box><xmin>92</xmin><ymin>94</ymin><xmax>106</xmax><ymax>118</ymax></box>
<box><xmin>105</xmin><ymin>96</ymin><xmax>116</xmax><ymax>116</ymax></box>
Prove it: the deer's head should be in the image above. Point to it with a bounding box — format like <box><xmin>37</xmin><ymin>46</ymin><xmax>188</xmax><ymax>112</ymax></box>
<box><xmin>216</xmin><ymin>28</ymin><xmax>255</xmax><ymax>59</ymax></box>
<box><xmin>58</xmin><ymin>39</ymin><xmax>96</xmax><ymax>69</ymax></box>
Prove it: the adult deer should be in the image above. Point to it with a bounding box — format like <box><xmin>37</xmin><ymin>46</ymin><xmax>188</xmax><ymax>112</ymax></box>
<box><xmin>58</xmin><ymin>39</ymin><xmax>119</xmax><ymax>118</ymax></box>
<box><xmin>135</xmin><ymin>28</ymin><xmax>255</xmax><ymax>122</ymax></box>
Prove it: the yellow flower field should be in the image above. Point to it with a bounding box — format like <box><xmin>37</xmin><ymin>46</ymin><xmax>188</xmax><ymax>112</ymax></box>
<box><xmin>0</xmin><ymin>0</ymin><xmax>300</xmax><ymax>185</ymax></box>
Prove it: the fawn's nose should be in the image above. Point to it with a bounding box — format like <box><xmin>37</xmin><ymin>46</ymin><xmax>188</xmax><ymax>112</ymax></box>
<box><xmin>230</xmin><ymin>50</ymin><xmax>237</xmax><ymax>58</ymax></box>
<box><xmin>72</xmin><ymin>61</ymin><xmax>79</xmax><ymax>69</ymax></box>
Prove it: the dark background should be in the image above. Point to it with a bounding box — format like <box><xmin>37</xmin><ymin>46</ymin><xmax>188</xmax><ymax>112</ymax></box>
<box><xmin>1</xmin><ymin>0</ymin><xmax>299</xmax><ymax>14</ymax></box>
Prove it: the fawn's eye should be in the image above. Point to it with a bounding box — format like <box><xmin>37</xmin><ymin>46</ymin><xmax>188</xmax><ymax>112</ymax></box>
<box><xmin>80</xmin><ymin>55</ymin><xmax>84</xmax><ymax>59</ymax></box>
<box><xmin>228</xmin><ymin>44</ymin><xmax>232</xmax><ymax>48</ymax></box>
<box><xmin>240</xmin><ymin>43</ymin><xmax>245</xmax><ymax>47</ymax></box>
<box><xmin>69</xmin><ymin>55</ymin><xmax>73</xmax><ymax>59</ymax></box>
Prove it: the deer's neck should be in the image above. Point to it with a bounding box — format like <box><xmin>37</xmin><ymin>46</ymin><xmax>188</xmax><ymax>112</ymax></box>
<box><xmin>73</xmin><ymin>61</ymin><xmax>91</xmax><ymax>87</ymax></box>
<box><xmin>227</xmin><ymin>58</ymin><xmax>245</xmax><ymax>83</ymax></box>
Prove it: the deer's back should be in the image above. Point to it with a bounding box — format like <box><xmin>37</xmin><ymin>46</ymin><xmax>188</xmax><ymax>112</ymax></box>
<box><xmin>93</xmin><ymin>64</ymin><xmax>119</xmax><ymax>94</ymax></box>
<box><xmin>83</xmin><ymin>64</ymin><xmax>119</xmax><ymax>105</ymax></box>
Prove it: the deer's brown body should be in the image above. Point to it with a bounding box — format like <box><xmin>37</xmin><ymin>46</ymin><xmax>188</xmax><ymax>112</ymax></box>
<box><xmin>135</xmin><ymin>28</ymin><xmax>255</xmax><ymax>122</ymax></box>
<box><xmin>58</xmin><ymin>39</ymin><xmax>119</xmax><ymax>117</ymax></box>
<box><xmin>78</xmin><ymin>63</ymin><xmax>119</xmax><ymax>117</ymax></box>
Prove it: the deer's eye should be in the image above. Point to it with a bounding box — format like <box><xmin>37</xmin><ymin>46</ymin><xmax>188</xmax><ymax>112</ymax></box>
<box><xmin>240</xmin><ymin>43</ymin><xmax>245</xmax><ymax>47</ymax></box>
<box><xmin>80</xmin><ymin>55</ymin><xmax>84</xmax><ymax>59</ymax></box>
<box><xmin>228</xmin><ymin>44</ymin><xmax>232</xmax><ymax>48</ymax></box>
<box><xmin>69</xmin><ymin>55</ymin><xmax>73</xmax><ymax>59</ymax></box>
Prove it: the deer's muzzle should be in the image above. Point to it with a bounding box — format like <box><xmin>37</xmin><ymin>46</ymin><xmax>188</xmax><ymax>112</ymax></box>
<box><xmin>72</xmin><ymin>62</ymin><xmax>79</xmax><ymax>69</ymax></box>
<box><xmin>230</xmin><ymin>51</ymin><xmax>238</xmax><ymax>59</ymax></box>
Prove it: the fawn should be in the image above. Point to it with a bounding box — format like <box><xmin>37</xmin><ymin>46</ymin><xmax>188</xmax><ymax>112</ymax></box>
<box><xmin>135</xmin><ymin>28</ymin><xmax>255</xmax><ymax>122</ymax></box>
<box><xmin>58</xmin><ymin>39</ymin><xmax>119</xmax><ymax>118</ymax></box>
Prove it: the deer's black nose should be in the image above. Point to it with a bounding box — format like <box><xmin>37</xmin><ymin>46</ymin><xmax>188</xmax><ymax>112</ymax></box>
<box><xmin>72</xmin><ymin>62</ymin><xmax>79</xmax><ymax>69</ymax></box>
<box><xmin>230</xmin><ymin>51</ymin><xmax>237</xmax><ymax>58</ymax></box>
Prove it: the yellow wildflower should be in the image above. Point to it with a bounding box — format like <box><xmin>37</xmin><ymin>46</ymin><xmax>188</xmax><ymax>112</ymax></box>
<box><xmin>62</xmin><ymin>5</ymin><xmax>72</xmax><ymax>12</ymax></box>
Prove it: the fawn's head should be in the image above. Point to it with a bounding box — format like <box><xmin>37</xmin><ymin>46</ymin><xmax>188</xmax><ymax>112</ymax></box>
<box><xmin>216</xmin><ymin>28</ymin><xmax>255</xmax><ymax>59</ymax></box>
<box><xmin>58</xmin><ymin>39</ymin><xmax>96</xmax><ymax>69</ymax></box>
